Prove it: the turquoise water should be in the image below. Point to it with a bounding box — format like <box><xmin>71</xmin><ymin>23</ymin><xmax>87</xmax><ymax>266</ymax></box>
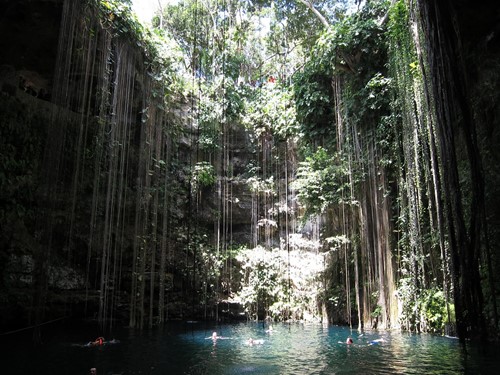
<box><xmin>3</xmin><ymin>322</ymin><xmax>499</xmax><ymax>374</ymax></box>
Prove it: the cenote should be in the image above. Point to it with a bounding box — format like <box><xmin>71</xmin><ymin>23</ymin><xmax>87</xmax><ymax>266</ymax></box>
<box><xmin>4</xmin><ymin>322</ymin><xmax>499</xmax><ymax>374</ymax></box>
<box><xmin>1</xmin><ymin>1</ymin><xmax>500</xmax><ymax>372</ymax></box>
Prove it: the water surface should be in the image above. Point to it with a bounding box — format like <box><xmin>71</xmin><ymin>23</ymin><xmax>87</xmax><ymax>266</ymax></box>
<box><xmin>3</xmin><ymin>322</ymin><xmax>499</xmax><ymax>374</ymax></box>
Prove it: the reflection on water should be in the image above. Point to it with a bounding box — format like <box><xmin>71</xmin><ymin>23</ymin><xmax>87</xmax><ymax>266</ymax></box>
<box><xmin>3</xmin><ymin>322</ymin><xmax>499</xmax><ymax>374</ymax></box>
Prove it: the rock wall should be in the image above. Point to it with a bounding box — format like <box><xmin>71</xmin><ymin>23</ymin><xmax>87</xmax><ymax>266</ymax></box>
<box><xmin>0</xmin><ymin>0</ymin><xmax>260</xmax><ymax>329</ymax></box>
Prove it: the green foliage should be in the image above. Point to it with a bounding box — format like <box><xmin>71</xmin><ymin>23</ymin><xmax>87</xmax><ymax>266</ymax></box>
<box><xmin>293</xmin><ymin>65</ymin><xmax>334</xmax><ymax>142</ymax></box>
<box><xmin>96</xmin><ymin>1</ymin><xmax>147</xmax><ymax>41</ymax></box>
<box><xmin>94</xmin><ymin>0</ymin><xmax>185</xmax><ymax>102</ymax></box>
<box><xmin>223</xmin><ymin>81</ymin><xmax>246</xmax><ymax>121</ymax></box>
<box><xmin>420</xmin><ymin>288</ymin><xmax>447</xmax><ymax>333</ymax></box>
<box><xmin>252</xmin><ymin>0</ymin><xmax>353</xmax><ymax>49</ymax></box>
<box><xmin>236</xmin><ymin>246</ymin><xmax>286</xmax><ymax>319</ymax></box>
<box><xmin>197</xmin><ymin>89</ymin><xmax>223</xmax><ymax>153</ymax></box>
<box><xmin>365</xmin><ymin>72</ymin><xmax>392</xmax><ymax>111</ymax></box>
<box><xmin>157</xmin><ymin>0</ymin><xmax>212</xmax><ymax>72</ymax></box>
<box><xmin>242</xmin><ymin>83</ymin><xmax>299</xmax><ymax>140</ymax></box>
<box><xmin>292</xmin><ymin>147</ymin><xmax>351</xmax><ymax>216</ymax></box>
<box><xmin>397</xmin><ymin>277</ymin><xmax>449</xmax><ymax>334</ymax></box>
<box><xmin>192</xmin><ymin>161</ymin><xmax>216</xmax><ymax>192</ymax></box>
<box><xmin>386</xmin><ymin>0</ymin><xmax>409</xmax><ymax>41</ymax></box>
<box><xmin>372</xmin><ymin>304</ymin><xmax>382</xmax><ymax>318</ymax></box>
<box><xmin>158</xmin><ymin>0</ymin><xmax>253</xmax><ymax>82</ymax></box>
<box><xmin>235</xmin><ymin>243</ymin><xmax>324</xmax><ymax>321</ymax></box>
<box><xmin>173</xmin><ymin>228</ymin><xmax>229</xmax><ymax>305</ymax></box>
<box><xmin>396</xmin><ymin>277</ymin><xmax>418</xmax><ymax>330</ymax></box>
<box><xmin>315</xmin><ymin>4</ymin><xmax>387</xmax><ymax>77</ymax></box>
<box><xmin>293</xmin><ymin>3</ymin><xmax>390</xmax><ymax>144</ymax></box>
<box><xmin>246</xmin><ymin>176</ymin><xmax>275</xmax><ymax>195</ymax></box>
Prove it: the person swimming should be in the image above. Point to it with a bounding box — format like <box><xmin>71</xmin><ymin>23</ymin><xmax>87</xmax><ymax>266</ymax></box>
<box><xmin>80</xmin><ymin>337</ymin><xmax>120</xmax><ymax>348</ymax></box>
<box><xmin>369</xmin><ymin>338</ymin><xmax>385</xmax><ymax>345</ymax></box>
<box><xmin>87</xmin><ymin>337</ymin><xmax>104</xmax><ymax>347</ymax></box>
<box><xmin>246</xmin><ymin>338</ymin><xmax>264</xmax><ymax>346</ymax></box>
<box><xmin>346</xmin><ymin>337</ymin><xmax>353</xmax><ymax>345</ymax></box>
<box><xmin>206</xmin><ymin>331</ymin><xmax>224</xmax><ymax>341</ymax></box>
<box><xmin>207</xmin><ymin>331</ymin><xmax>232</xmax><ymax>340</ymax></box>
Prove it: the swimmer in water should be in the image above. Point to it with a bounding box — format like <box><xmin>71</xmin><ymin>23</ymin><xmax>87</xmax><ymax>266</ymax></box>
<box><xmin>246</xmin><ymin>338</ymin><xmax>264</xmax><ymax>346</ymax></box>
<box><xmin>87</xmin><ymin>337</ymin><xmax>104</xmax><ymax>347</ymax></box>
<box><xmin>265</xmin><ymin>325</ymin><xmax>274</xmax><ymax>333</ymax></box>
<box><xmin>207</xmin><ymin>331</ymin><xmax>222</xmax><ymax>343</ymax></box>
<box><xmin>369</xmin><ymin>338</ymin><xmax>385</xmax><ymax>345</ymax></box>
<box><xmin>346</xmin><ymin>337</ymin><xmax>353</xmax><ymax>345</ymax></box>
